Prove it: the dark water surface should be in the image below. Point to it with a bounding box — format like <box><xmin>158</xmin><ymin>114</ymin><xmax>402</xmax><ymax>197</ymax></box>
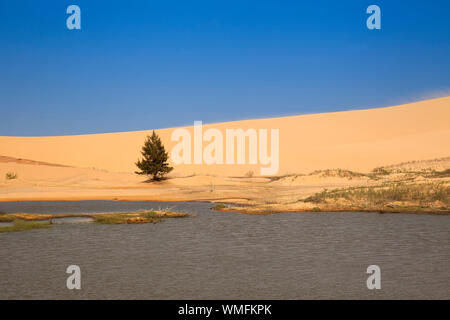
<box><xmin>0</xmin><ymin>201</ymin><xmax>449</xmax><ymax>299</ymax></box>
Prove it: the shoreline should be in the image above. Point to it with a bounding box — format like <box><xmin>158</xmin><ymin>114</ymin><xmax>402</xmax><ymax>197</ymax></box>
<box><xmin>212</xmin><ymin>204</ymin><xmax>450</xmax><ymax>215</ymax></box>
<box><xmin>1</xmin><ymin>156</ymin><xmax>449</xmax><ymax>216</ymax></box>
<box><xmin>1</xmin><ymin>196</ymin><xmax>449</xmax><ymax>215</ymax></box>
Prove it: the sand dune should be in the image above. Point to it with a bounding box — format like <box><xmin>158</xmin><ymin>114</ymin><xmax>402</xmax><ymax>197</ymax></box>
<box><xmin>1</xmin><ymin>97</ymin><xmax>449</xmax><ymax>210</ymax></box>
<box><xmin>1</xmin><ymin>97</ymin><xmax>449</xmax><ymax>178</ymax></box>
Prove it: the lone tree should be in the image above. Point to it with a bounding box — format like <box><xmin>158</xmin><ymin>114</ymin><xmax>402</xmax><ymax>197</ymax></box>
<box><xmin>135</xmin><ymin>131</ymin><xmax>173</xmax><ymax>181</ymax></box>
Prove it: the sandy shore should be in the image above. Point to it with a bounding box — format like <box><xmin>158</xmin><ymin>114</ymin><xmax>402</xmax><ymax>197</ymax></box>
<box><xmin>0</xmin><ymin>155</ymin><xmax>449</xmax><ymax>214</ymax></box>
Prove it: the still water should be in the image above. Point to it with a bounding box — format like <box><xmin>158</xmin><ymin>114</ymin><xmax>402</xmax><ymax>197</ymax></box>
<box><xmin>0</xmin><ymin>201</ymin><xmax>449</xmax><ymax>299</ymax></box>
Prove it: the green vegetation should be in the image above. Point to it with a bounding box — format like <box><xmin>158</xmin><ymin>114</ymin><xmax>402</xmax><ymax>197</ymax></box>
<box><xmin>304</xmin><ymin>182</ymin><xmax>450</xmax><ymax>207</ymax></box>
<box><xmin>269</xmin><ymin>174</ymin><xmax>297</xmax><ymax>182</ymax></box>
<box><xmin>371</xmin><ymin>167</ymin><xmax>390</xmax><ymax>175</ymax></box>
<box><xmin>0</xmin><ymin>220</ymin><xmax>51</xmax><ymax>233</ymax></box>
<box><xmin>213</xmin><ymin>204</ymin><xmax>227</xmax><ymax>210</ymax></box>
<box><xmin>0</xmin><ymin>213</ymin><xmax>77</xmax><ymax>222</ymax></box>
<box><xmin>93</xmin><ymin>211</ymin><xmax>163</xmax><ymax>224</ymax></box>
<box><xmin>0</xmin><ymin>210</ymin><xmax>189</xmax><ymax>232</ymax></box>
<box><xmin>427</xmin><ymin>168</ymin><xmax>450</xmax><ymax>178</ymax></box>
<box><xmin>5</xmin><ymin>172</ymin><xmax>18</xmax><ymax>180</ymax></box>
<box><xmin>135</xmin><ymin>131</ymin><xmax>173</xmax><ymax>181</ymax></box>
<box><xmin>270</xmin><ymin>168</ymin><xmax>376</xmax><ymax>182</ymax></box>
<box><xmin>86</xmin><ymin>210</ymin><xmax>189</xmax><ymax>224</ymax></box>
<box><xmin>310</xmin><ymin>168</ymin><xmax>371</xmax><ymax>179</ymax></box>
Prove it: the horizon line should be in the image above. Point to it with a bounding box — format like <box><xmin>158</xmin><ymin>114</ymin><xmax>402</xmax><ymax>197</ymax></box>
<box><xmin>2</xmin><ymin>95</ymin><xmax>448</xmax><ymax>139</ymax></box>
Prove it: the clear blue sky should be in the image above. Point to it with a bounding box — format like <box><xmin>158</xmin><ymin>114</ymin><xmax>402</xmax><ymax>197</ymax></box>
<box><xmin>1</xmin><ymin>0</ymin><xmax>449</xmax><ymax>136</ymax></box>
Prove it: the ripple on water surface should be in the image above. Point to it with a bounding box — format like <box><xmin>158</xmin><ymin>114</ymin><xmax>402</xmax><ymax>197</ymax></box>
<box><xmin>0</xmin><ymin>201</ymin><xmax>449</xmax><ymax>299</ymax></box>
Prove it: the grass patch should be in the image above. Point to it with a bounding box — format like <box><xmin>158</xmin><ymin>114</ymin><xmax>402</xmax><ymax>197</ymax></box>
<box><xmin>0</xmin><ymin>213</ymin><xmax>72</xmax><ymax>222</ymax></box>
<box><xmin>92</xmin><ymin>211</ymin><xmax>164</xmax><ymax>224</ymax></box>
<box><xmin>0</xmin><ymin>220</ymin><xmax>51</xmax><ymax>233</ymax></box>
<box><xmin>5</xmin><ymin>172</ymin><xmax>18</xmax><ymax>180</ymax></box>
<box><xmin>426</xmin><ymin>168</ymin><xmax>450</xmax><ymax>178</ymax></box>
<box><xmin>268</xmin><ymin>174</ymin><xmax>297</xmax><ymax>182</ymax></box>
<box><xmin>91</xmin><ymin>210</ymin><xmax>189</xmax><ymax>224</ymax></box>
<box><xmin>304</xmin><ymin>182</ymin><xmax>450</xmax><ymax>208</ymax></box>
<box><xmin>371</xmin><ymin>167</ymin><xmax>390</xmax><ymax>175</ymax></box>
<box><xmin>309</xmin><ymin>168</ymin><xmax>371</xmax><ymax>179</ymax></box>
<box><xmin>0</xmin><ymin>210</ymin><xmax>190</xmax><ymax>230</ymax></box>
<box><xmin>212</xmin><ymin>204</ymin><xmax>227</xmax><ymax>210</ymax></box>
<box><xmin>269</xmin><ymin>169</ymin><xmax>376</xmax><ymax>182</ymax></box>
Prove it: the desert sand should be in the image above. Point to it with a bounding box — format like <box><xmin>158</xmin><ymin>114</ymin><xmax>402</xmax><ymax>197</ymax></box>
<box><xmin>0</xmin><ymin>97</ymin><xmax>449</xmax><ymax>213</ymax></box>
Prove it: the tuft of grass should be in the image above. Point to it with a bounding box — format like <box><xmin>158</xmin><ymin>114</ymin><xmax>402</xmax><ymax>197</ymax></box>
<box><xmin>245</xmin><ymin>170</ymin><xmax>254</xmax><ymax>178</ymax></box>
<box><xmin>0</xmin><ymin>220</ymin><xmax>51</xmax><ymax>233</ymax></box>
<box><xmin>5</xmin><ymin>172</ymin><xmax>18</xmax><ymax>180</ymax></box>
<box><xmin>213</xmin><ymin>204</ymin><xmax>227</xmax><ymax>210</ymax></box>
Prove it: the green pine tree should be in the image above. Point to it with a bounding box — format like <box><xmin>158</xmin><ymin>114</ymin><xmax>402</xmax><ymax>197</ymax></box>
<box><xmin>135</xmin><ymin>131</ymin><xmax>173</xmax><ymax>181</ymax></box>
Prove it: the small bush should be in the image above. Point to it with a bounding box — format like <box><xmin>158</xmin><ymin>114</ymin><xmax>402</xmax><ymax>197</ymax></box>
<box><xmin>5</xmin><ymin>172</ymin><xmax>18</xmax><ymax>180</ymax></box>
<box><xmin>245</xmin><ymin>170</ymin><xmax>254</xmax><ymax>178</ymax></box>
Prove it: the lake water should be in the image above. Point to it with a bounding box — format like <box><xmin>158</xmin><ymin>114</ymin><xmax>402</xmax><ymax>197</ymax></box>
<box><xmin>0</xmin><ymin>200</ymin><xmax>449</xmax><ymax>299</ymax></box>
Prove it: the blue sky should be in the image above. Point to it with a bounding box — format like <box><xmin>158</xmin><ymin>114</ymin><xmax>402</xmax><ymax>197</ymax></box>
<box><xmin>0</xmin><ymin>0</ymin><xmax>449</xmax><ymax>136</ymax></box>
